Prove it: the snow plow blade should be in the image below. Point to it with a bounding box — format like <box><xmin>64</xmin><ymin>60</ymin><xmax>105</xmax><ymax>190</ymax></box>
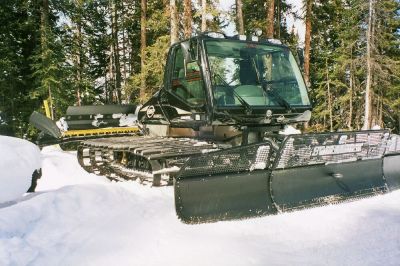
<box><xmin>29</xmin><ymin>111</ymin><xmax>62</xmax><ymax>139</ymax></box>
<box><xmin>175</xmin><ymin>130</ymin><xmax>400</xmax><ymax>223</ymax></box>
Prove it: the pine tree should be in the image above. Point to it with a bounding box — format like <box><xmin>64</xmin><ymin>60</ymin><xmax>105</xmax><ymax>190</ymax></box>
<box><xmin>0</xmin><ymin>0</ymin><xmax>41</xmax><ymax>136</ymax></box>
<box><xmin>333</xmin><ymin>0</ymin><xmax>364</xmax><ymax>130</ymax></box>
<box><xmin>309</xmin><ymin>0</ymin><xmax>399</xmax><ymax>132</ymax></box>
<box><xmin>308</xmin><ymin>0</ymin><xmax>340</xmax><ymax>130</ymax></box>
<box><xmin>369</xmin><ymin>0</ymin><xmax>400</xmax><ymax>129</ymax></box>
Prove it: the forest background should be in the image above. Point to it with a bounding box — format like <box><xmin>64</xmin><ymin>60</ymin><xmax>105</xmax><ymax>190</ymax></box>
<box><xmin>0</xmin><ymin>0</ymin><xmax>399</xmax><ymax>138</ymax></box>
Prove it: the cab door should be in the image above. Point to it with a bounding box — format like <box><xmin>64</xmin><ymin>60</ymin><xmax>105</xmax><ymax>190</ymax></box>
<box><xmin>163</xmin><ymin>43</ymin><xmax>208</xmax><ymax>126</ymax></box>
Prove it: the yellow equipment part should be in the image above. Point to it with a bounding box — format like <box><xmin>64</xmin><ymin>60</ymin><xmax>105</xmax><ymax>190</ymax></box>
<box><xmin>63</xmin><ymin>126</ymin><xmax>139</xmax><ymax>137</ymax></box>
<box><xmin>43</xmin><ymin>100</ymin><xmax>52</xmax><ymax>119</ymax></box>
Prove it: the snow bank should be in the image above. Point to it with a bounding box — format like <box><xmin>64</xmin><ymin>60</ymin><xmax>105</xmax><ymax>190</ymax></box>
<box><xmin>1</xmin><ymin>181</ymin><xmax>400</xmax><ymax>266</ymax></box>
<box><xmin>0</xmin><ymin>136</ymin><xmax>41</xmax><ymax>203</ymax></box>
<box><xmin>37</xmin><ymin>145</ymin><xmax>109</xmax><ymax>191</ymax></box>
<box><xmin>279</xmin><ymin>125</ymin><xmax>301</xmax><ymax>135</ymax></box>
<box><xmin>0</xmin><ymin>145</ymin><xmax>399</xmax><ymax>266</ymax></box>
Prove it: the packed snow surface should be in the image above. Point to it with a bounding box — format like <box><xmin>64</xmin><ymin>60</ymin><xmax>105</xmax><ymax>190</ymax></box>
<box><xmin>279</xmin><ymin>125</ymin><xmax>301</xmax><ymax>135</ymax></box>
<box><xmin>0</xmin><ymin>136</ymin><xmax>41</xmax><ymax>203</ymax></box>
<box><xmin>1</xmin><ymin>144</ymin><xmax>400</xmax><ymax>266</ymax></box>
<box><xmin>118</xmin><ymin>113</ymin><xmax>137</xmax><ymax>127</ymax></box>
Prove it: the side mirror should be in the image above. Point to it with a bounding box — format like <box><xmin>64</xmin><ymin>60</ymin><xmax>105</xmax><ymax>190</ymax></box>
<box><xmin>296</xmin><ymin>48</ymin><xmax>305</xmax><ymax>70</ymax></box>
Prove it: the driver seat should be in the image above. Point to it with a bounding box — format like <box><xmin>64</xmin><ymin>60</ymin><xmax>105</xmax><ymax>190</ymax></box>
<box><xmin>239</xmin><ymin>59</ymin><xmax>258</xmax><ymax>85</ymax></box>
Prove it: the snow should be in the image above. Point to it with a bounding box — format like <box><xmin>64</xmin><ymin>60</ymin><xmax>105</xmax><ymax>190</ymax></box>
<box><xmin>0</xmin><ymin>136</ymin><xmax>41</xmax><ymax>203</ymax></box>
<box><xmin>37</xmin><ymin>146</ymin><xmax>108</xmax><ymax>191</ymax></box>
<box><xmin>55</xmin><ymin>117</ymin><xmax>69</xmax><ymax>131</ymax></box>
<box><xmin>91</xmin><ymin>114</ymin><xmax>106</xmax><ymax>127</ymax></box>
<box><xmin>279</xmin><ymin>125</ymin><xmax>301</xmax><ymax>135</ymax></box>
<box><xmin>1</xmin><ymin>139</ymin><xmax>400</xmax><ymax>266</ymax></box>
<box><xmin>118</xmin><ymin>113</ymin><xmax>137</xmax><ymax>127</ymax></box>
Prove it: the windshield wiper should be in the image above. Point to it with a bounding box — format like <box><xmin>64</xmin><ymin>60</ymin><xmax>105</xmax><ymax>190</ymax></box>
<box><xmin>260</xmin><ymin>81</ymin><xmax>294</xmax><ymax>113</ymax></box>
<box><xmin>212</xmin><ymin>72</ymin><xmax>253</xmax><ymax>114</ymax></box>
<box><xmin>213</xmin><ymin>110</ymin><xmax>245</xmax><ymax>124</ymax></box>
<box><xmin>249</xmin><ymin>58</ymin><xmax>294</xmax><ymax>113</ymax></box>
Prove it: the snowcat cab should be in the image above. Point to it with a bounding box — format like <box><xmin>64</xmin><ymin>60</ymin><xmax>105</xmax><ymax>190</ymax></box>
<box><xmin>138</xmin><ymin>32</ymin><xmax>312</xmax><ymax>145</ymax></box>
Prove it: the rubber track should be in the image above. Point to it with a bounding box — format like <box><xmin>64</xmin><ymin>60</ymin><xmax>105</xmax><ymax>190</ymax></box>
<box><xmin>78</xmin><ymin>136</ymin><xmax>217</xmax><ymax>186</ymax></box>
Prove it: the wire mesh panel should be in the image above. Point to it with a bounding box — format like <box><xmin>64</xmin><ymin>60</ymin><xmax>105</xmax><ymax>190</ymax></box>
<box><xmin>175</xmin><ymin>130</ymin><xmax>400</xmax><ymax>223</ymax></box>
<box><xmin>178</xmin><ymin>142</ymin><xmax>275</xmax><ymax>179</ymax></box>
<box><xmin>387</xmin><ymin>134</ymin><xmax>400</xmax><ymax>154</ymax></box>
<box><xmin>276</xmin><ymin>130</ymin><xmax>390</xmax><ymax>169</ymax></box>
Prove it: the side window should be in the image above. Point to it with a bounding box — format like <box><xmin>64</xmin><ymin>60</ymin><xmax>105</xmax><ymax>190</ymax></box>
<box><xmin>172</xmin><ymin>47</ymin><xmax>184</xmax><ymax>80</ymax></box>
<box><xmin>170</xmin><ymin>46</ymin><xmax>206</xmax><ymax>106</ymax></box>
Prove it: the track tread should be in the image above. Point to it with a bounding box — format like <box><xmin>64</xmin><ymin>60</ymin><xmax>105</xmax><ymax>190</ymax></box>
<box><xmin>78</xmin><ymin>136</ymin><xmax>217</xmax><ymax>185</ymax></box>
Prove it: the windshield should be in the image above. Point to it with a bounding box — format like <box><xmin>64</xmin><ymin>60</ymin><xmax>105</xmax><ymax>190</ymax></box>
<box><xmin>205</xmin><ymin>40</ymin><xmax>310</xmax><ymax>108</ymax></box>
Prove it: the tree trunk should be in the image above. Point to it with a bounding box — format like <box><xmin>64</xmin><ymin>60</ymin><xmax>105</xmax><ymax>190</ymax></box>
<box><xmin>236</xmin><ymin>0</ymin><xmax>244</xmax><ymax>35</ymax></box>
<box><xmin>109</xmin><ymin>41</ymin><xmax>115</xmax><ymax>101</ymax></box>
<box><xmin>348</xmin><ymin>61</ymin><xmax>354</xmax><ymax>130</ymax></box>
<box><xmin>41</xmin><ymin>0</ymin><xmax>48</xmax><ymax>39</ymax></box>
<box><xmin>304</xmin><ymin>0</ymin><xmax>312</xmax><ymax>86</ymax></box>
<box><xmin>41</xmin><ymin>0</ymin><xmax>54</xmax><ymax>118</ymax></box>
<box><xmin>201</xmin><ymin>0</ymin><xmax>207</xmax><ymax>32</ymax></box>
<box><xmin>140</xmin><ymin>0</ymin><xmax>147</xmax><ymax>103</ymax></box>
<box><xmin>111</xmin><ymin>0</ymin><xmax>122</xmax><ymax>103</ymax></box>
<box><xmin>76</xmin><ymin>15</ymin><xmax>82</xmax><ymax>106</ymax></box>
<box><xmin>121</xmin><ymin>2</ymin><xmax>127</xmax><ymax>90</ymax></box>
<box><xmin>266</xmin><ymin>0</ymin><xmax>275</xmax><ymax>38</ymax></box>
<box><xmin>363</xmin><ymin>0</ymin><xmax>374</xmax><ymax>130</ymax></box>
<box><xmin>170</xmin><ymin>0</ymin><xmax>178</xmax><ymax>44</ymax></box>
<box><xmin>378</xmin><ymin>93</ymin><xmax>383</xmax><ymax>127</ymax></box>
<box><xmin>276</xmin><ymin>0</ymin><xmax>280</xmax><ymax>38</ymax></box>
<box><xmin>183</xmin><ymin>0</ymin><xmax>192</xmax><ymax>38</ymax></box>
<box><xmin>105</xmin><ymin>74</ymin><xmax>109</xmax><ymax>103</ymax></box>
<box><xmin>122</xmin><ymin>23</ymin><xmax>127</xmax><ymax>90</ymax></box>
<box><xmin>326</xmin><ymin>59</ymin><xmax>333</xmax><ymax>132</ymax></box>
<box><xmin>396</xmin><ymin>92</ymin><xmax>400</xmax><ymax>131</ymax></box>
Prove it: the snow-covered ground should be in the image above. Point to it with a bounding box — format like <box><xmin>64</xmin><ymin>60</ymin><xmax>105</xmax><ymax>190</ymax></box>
<box><xmin>1</xmin><ymin>144</ymin><xmax>400</xmax><ymax>266</ymax></box>
<box><xmin>0</xmin><ymin>136</ymin><xmax>41</xmax><ymax>203</ymax></box>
